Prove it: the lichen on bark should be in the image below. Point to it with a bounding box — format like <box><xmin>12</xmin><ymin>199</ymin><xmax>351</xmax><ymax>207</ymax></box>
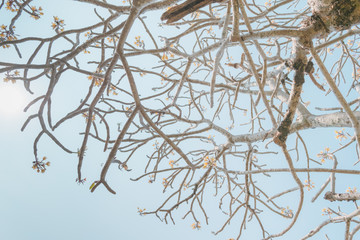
<box><xmin>308</xmin><ymin>0</ymin><xmax>360</xmax><ymax>31</ymax></box>
<box><xmin>329</xmin><ymin>0</ymin><xmax>359</xmax><ymax>30</ymax></box>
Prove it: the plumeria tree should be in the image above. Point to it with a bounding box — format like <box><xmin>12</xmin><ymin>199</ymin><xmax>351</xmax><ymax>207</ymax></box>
<box><xmin>1</xmin><ymin>0</ymin><xmax>360</xmax><ymax>239</ymax></box>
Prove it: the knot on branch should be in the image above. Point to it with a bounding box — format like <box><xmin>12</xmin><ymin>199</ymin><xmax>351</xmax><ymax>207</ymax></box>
<box><xmin>285</xmin><ymin>58</ymin><xmax>306</xmax><ymax>72</ymax></box>
<box><xmin>301</xmin><ymin>13</ymin><xmax>329</xmax><ymax>34</ymax></box>
<box><xmin>305</xmin><ymin>60</ymin><xmax>314</xmax><ymax>74</ymax></box>
<box><xmin>292</xmin><ymin>59</ymin><xmax>305</xmax><ymax>72</ymax></box>
<box><xmin>273</xmin><ymin>122</ymin><xmax>291</xmax><ymax>146</ymax></box>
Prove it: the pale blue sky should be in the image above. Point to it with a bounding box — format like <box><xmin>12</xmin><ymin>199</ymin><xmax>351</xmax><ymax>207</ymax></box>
<box><xmin>0</xmin><ymin>1</ymin><xmax>359</xmax><ymax>239</ymax></box>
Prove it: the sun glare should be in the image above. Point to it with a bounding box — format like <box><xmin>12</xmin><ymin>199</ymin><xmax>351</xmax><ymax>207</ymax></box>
<box><xmin>0</xmin><ymin>83</ymin><xmax>27</xmax><ymax>117</ymax></box>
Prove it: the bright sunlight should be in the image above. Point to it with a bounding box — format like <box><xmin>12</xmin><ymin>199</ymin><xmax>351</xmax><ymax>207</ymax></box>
<box><xmin>0</xmin><ymin>83</ymin><xmax>27</xmax><ymax>117</ymax></box>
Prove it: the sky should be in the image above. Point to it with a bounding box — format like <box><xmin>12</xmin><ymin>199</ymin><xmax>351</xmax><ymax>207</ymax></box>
<box><xmin>0</xmin><ymin>1</ymin><xmax>359</xmax><ymax>240</ymax></box>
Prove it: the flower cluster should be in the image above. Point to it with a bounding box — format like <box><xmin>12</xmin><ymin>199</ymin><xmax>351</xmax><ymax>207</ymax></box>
<box><xmin>84</xmin><ymin>31</ymin><xmax>92</xmax><ymax>39</ymax></box>
<box><xmin>193</xmin><ymin>61</ymin><xmax>201</xmax><ymax>67</ymax></box>
<box><xmin>3</xmin><ymin>70</ymin><xmax>20</xmax><ymax>83</ymax></box>
<box><xmin>87</xmin><ymin>69</ymin><xmax>104</xmax><ymax>87</ymax></box>
<box><xmin>304</xmin><ymin>179</ymin><xmax>315</xmax><ymax>191</ymax></box>
<box><xmin>32</xmin><ymin>156</ymin><xmax>50</xmax><ymax>173</ymax></box>
<box><xmin>29</xmin><ymin>6</ymin><xmax>43</xmax><ymax>20</ymax></box>
<box><xmin>5</xmin><ymin>0</ymin><xmax>19</xmax><ymax>12</ymax></box>
<box><xmin>162</xmin><ymin>178</ymin><xmax>168</xmax><ymax>186</ymax></box>
<box><xmin>191</xmin><ymin>11</ymin><xmax>200</xmax><ymax>20</ymax></box>
<box><xmin>82</xmin><ymin>112</ymin><xmax>96</xmax><ymax>123</ymax></box>
<box><xmin>265</xmin><ymin>1</ymin><xmax>272</xmax><ymax>7</ymax></box>
<box><xmin>148</xmin><ymin>174</ymin><xmax>155</xmax><ymax>183</ymax></box>
<box><xmin>168</xmin><ymin>160</ymin><xmax>177</xmax><ymax>168</ymax></box>
<box><xmin>118</xmin><ymin>162</ymin><xmax>129</xmax><ymax>171</ymax></box>
<box><xmin>346</xmin><ymin>187</ymin><xmax>357</xmax><ymax>193</ymax></box>
<box><xmin>191</xmin><ymin>222</ymin><xmax>201</xmax><ymax>230</ymax></box>
<box><xmin>321</xmin><ymin>208</ymin><xmax>332</xmax><ymax>217</ymax></box>
<box><xmin>226</xmin><ymin>124</ymin><xmax>234</xmax><ymax>131</ymax></box>
<box><xmin>108</xmin><ymin>85</ymin><xmax>118</xmax><ymax>96</ymax></box>
<box><xmin>134</xmin><ymin>36</ymin><xmax>144</xmax><ymax>48</ymax></box>
<box><xmin>327</xmin><ymin>47</ymin><xmax>334</xmax><ymax>54</ymax></box>
<box><xmin>280</xmin><ymin>206</ymin><xmax>293</xmax><ymax>218</ymax></box>
<box><xmin>0</xmin><ymin>25</ymin><xmax>17</xmax><ymax>48</ymax></box>
<box><xmin>160</xmin><ymin>72</ymin><xmax>168</xmax><ymax>84</ymax></box>
<box><xmin>203</xmin><ymin>156</ymin><xmax>216</xmax><ymax>168</ymax></box>
<box><xmin>76</xmin><ymin>178</ymin><xmax>87</xmax><ymax>184</ymax></box>
<box><xmin>137</xmin><ymin>207</ymin><xmax>146</xmax><ymax>216</ymax></box>
<box><xmin>152</xmin><ymin>140</ymin><xmax>160</xmax><ymax>150</ymax></box>
<box><xmin>335</xmin><ymin>129</ymin><xmax>347</xmax><ymax>141</ymax></box>
<box><xmin>206</xmin><ymin>26</ymin><xmax>214</xmax><ymax>35</ymax></box>
<box><xmin>87</xmin><ymin>75</ymin><xmax>103</xmax><ymax>86</ymax></box>
<box><xmin>211</xmin><ymin>8</ymin><xmax>221</xmax><ymax>18</ymax></box>
<box><xmin>317</xmin><ymin>147</ymin><xmax>333</xmax><ymax>163</ymax></box>
<box><xmin>161</xmin><ymin>53</ymin><xmax>168</xmax><ymax>61</ymax></box>
<box><xmin>51</xmin><ymin>16</ymin><xmax>65</xmax><ymax>32</ymax></box>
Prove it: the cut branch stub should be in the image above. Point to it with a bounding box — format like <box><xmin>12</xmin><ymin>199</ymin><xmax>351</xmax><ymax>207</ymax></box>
<box><xmin>324</xmin><ymin>191</ymin><xmax>360</xmax><ymax>202</ymax></box>
<box><xmin>305</xmin><ymin>60</ymin><xmax>325</xmax><ymax>91</ymax></box>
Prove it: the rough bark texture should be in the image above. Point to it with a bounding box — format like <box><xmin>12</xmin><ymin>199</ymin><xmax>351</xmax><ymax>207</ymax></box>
<box><xmin>161</xmin><ymin>0</ymin><xmax>224</xmax><ymax>23</ymax></box>
<box><xmin>274</xmin><ymin>60</ymin><xmax>305</xmax><ymax>145</ymax></box>
<box><xmin>324</xmin><ymin>192</ymin><xmax>360</xmax><ymax>202</ymax></box>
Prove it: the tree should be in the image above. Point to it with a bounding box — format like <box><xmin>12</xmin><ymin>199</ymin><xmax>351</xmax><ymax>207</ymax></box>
<box><xmin>1</xmin><ymin>0</ymin><xmax>360</xmax><ymax>239</ymax></box>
